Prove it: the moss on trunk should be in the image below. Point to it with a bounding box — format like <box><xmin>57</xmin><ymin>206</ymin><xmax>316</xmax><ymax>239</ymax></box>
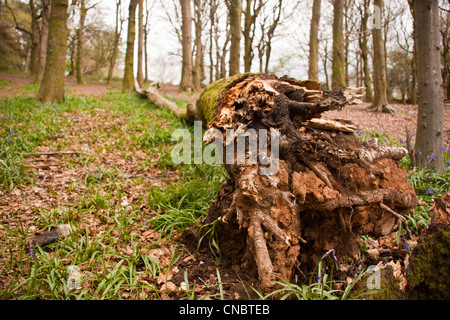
<box><xmin>196</xmin><ymin>73</ymin><xmax>256</xmax><ymax>127</ymax></box>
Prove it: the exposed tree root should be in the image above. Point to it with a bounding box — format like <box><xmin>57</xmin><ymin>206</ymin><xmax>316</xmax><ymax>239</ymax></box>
<box><xmin>192</xmin><ymin>74</ymin><xmax>417</xmax><ymax>292</ymax></box>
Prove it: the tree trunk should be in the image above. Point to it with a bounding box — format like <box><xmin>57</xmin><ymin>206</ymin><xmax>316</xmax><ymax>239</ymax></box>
<box><xmin>370</xmin><ymin>0</ymin><xmax>393</xmax><ymax>113</ymax></box>
<box><xmin>29</xmin><ymin>0</ymin><xmax>40</xmax><ymax>81</ymax></box>
<box><xmin>180</xmin><ymin>0</ymin><xmax>194</xmax><ymax>91</ymax></box>
<box><xmin>107</xmin><ymin>0</ymin><xmax>122</xmax><ymax>85</ymax></box>
<box><xmin>137</xmin><ymin>0</ymin><xmax>144</xmax><ymax>88</ymax></box>
<box><xmin>229</xmin><ymin>0</ymin><xmax>242</xmax><ymax>76</ymax></box>
<box><xmin>35</xmin><ymin>0</ymin><xmax>51</xmax><ymax>83</ymax></box>
<box><xmin>38</xmin><ymin>0</ymin><xmax>69</xmax><ymax>103</ymax></box>
<box><xmin>192</xmin><ymin>0</ymin><xmax>204</xmax><ymax>92</ymax></box>
<box><xmin>308</xmin><ymin>0</ymin><xmax>321</xmax><ymax>81</ymax></box>
<box><xmin>412</xmin><ymin>0</ymin><xmax>445</xmax><ymax>171</ymax></box>
<box><xmin>76</xmin><ymin>0</ymin><xmax>87</xmax><ymax>86</ymax></box>
<box><xmin>264</xmin><ymin>0</ymin><xmax>283</xmax><ymax>74</ymax></box>
<box><xmin>122</xmin><ymin>0</ymin><xmax>138</xmax><ymax>92</ymax></box>
<box><xmin>185</xmin><ymin>73</ymin><xmax>417</xmax><ymax>292</ymax></box>
<box><xmin>332</xmin><ymin>0</ymin><xmax>346</xmax><ymax>89</ymax></box>
<box><xmin>358</xmin><ymin>0</ymin><xmax>373</xmax><ymax>102</ymax></box>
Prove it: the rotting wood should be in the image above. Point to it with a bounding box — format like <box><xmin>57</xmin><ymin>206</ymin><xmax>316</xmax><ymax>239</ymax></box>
<box><xmin>186</xmin><ymin>73</ymin><xmax>417</xmax><ymax>293</ymax></box>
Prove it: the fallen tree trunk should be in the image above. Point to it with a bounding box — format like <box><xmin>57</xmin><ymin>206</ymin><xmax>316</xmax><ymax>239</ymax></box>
<box><xmin>186</xmin><ymin>73</ymin><xmax>417</xmax><ymax>292</ymax></box>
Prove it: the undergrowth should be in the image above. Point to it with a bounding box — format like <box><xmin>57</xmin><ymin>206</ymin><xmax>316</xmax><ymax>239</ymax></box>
<box><xmin>0</xmin><ymin>91</ymin><xmax>447</xmax><ymax>300</ymax></box>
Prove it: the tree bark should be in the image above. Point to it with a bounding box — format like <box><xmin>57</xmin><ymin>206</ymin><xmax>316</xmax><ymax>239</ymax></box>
<box><xmin>35</xmin><ymin>0</ymin><xmax>51</xmax><ymax>84</ymax></box>
<box><xmin>29</xmin><ymin>0</ymin><xmax>40</xmax><ymax>81</ymax></box>
<box><xmin>122</xmin><ymin>0</ymin><xmax>138</xmax><ymax>92</ymax></box>
<box><xmin>358</xmin><ymin>0</ymin><xmax>373</xmax><ymax>102</ymax></box>
<box><xmin>76</xmin><ymin>0</ymin><xmax>87</xmax><ymax>86</ymax></box>
<box><xmin>192</xmin><ymin>0</ymin><xmax>204</xmax><ymax>92</ymax></box>
<box><xmin>137</xmin><ymin>0</ymin><xmax>144</xmax><ymax>88</ymax></box>
<box><xmin>229</xmin><ymin>0</ymin><xmax>242</xmax><ymax>76</ymax></box>
<box><xmin>107</xmin><ymin>0</ymin><xmax>123</xmax><ymax>85</ymax></box>
<box><xmin>308</xmin><ymin>0</ymin><xmax>321</xmax><ymax>81</ymax></box>
<box><xmin>332</xmin><ymin>0</ymin><xmax>346</xmax><ymax>89</ymax></box>
<box><xmin>38</xmin><ymin>0</ymin><xmax>69</xmax><ymax>103</ymax></box>
<box><xmin>370</xmin><ymin>0</ymin><xmax>393</xmax><ymax>113</ymax></box>
<box><xmin>412</xmin><ymin>0</ymin><xmax>445</xmax><ymax>171</ymax></box>
<box><xmin>180</xmin><ymin>0</ymin><xmax>194</xmax><ymax>91</ymax></box>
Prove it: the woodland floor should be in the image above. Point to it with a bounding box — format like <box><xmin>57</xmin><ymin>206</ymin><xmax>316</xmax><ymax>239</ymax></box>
<box><xmin>0</xmin><ymin>73</ymin><xmax>449</xmax><ymax>300</ymax></box>
<box><xmin>1</xmin><ymin>73</ymin><xmax>449</xmax><ymax>144</ymax></box>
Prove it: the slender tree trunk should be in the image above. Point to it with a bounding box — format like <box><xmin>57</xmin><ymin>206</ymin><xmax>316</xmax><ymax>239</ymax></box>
<box><xmin>322</xmin><ymin>39</ymin><xmax>329</xmax><ymax>90</ymax></box>
<box><xmin>308</xmin><ymin>0</ymin><xmax>321</xmax><ymax>81</ymax></box>
<box><xmin>359</xmin><ymin>0</ymin><xmax>372</xmax><ymax>102</ymax></box>
<box><xmin>229</xmin><ymin>0</ymin><xmax>242</xmax><ymax>76</ymax></box>
<box><xmin>144</xmin><ymin>0</ymin><xmax>150</xmax><ymax>82</ymax></box>
<box><xmin>263</xmin><ymin>0</ymin><xmax>283</xmax><ymax>74</ymax></box>
<box><xmin>29</xmin><ymin>0</ymin><xmax>40</xmax><ymax>80</ymax></box>
<box><xmin>137</xmin><ymin>0</ymin><xmax>144</xmax><ymax>88</ymax></box>
<box><xmin>38</xmin><ymin>0</ymin><xmax>69</xmax><ymax>103</ymax></box>
<box><xmin>76</xmin><ymin>0</ymin><xmax>87</xmax><ymax>86</ymax></box>
<box><xmin>180</xmin><ymin>0</ymin><xmax>194</xmax><ymax>91</ymax></box>
<box><xmin>412</xmin><ymin>0</ymin><xmax>444</xmax><ymax>171</ymax></box>
<box><xmin>107</xmin><ymin>0</ymin><xmax>122</xmax><ymax>85</ymax></box>
<box><xmin>332</xmin><ymin>0</ymin><xmax>346</xmax><ymax>89</ymax></box>
<box><xmin>122</xmin><ymin>0</ymin><xmax>138</xmax><ymax>92</ymax></box>
<box><xmin>370</xmin><ymin>0</ymin><xmax>393</xmax><ymax>113</ymax></box>
<box><xmin>192</xmin><ymin>0</ymin><xmax>204</xmax><ymax>92</ymax></box>
<box><xmin>35</xmin><ymin>0</ymin><xmax>51</xmax><ymax>83</ymax></box>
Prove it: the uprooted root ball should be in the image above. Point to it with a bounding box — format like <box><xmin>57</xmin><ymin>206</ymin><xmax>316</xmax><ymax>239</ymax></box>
<box><xmin>190</xmin><ymin>74</ymin><xmax>417</xmax><ymax>292</ymax></box>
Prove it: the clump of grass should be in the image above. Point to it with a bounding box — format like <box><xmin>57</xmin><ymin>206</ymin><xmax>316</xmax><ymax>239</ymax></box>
<box><xmin>0</xmin><ymin>77</ymin><xmax>10</xmax><ymax>89</ymax></box>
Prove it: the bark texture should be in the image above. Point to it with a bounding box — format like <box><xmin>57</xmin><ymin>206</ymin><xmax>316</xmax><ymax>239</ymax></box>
<box><xmin>332</xmin><ymin>0</ymin><xmax>346</xmax><ymax>89</ymax></box>
<box><xmin>412</xmin><ymin>0</ymin><xmax>445</xmax><ymax>171</ymax></box>
<box><xmin>122</xmin><ymin>0</ymin><xmax>138</xmax><ymax>92</ymax></box>
<box><xmin>180</xmin><ymin>0</ymin><xmax>194</xmax><ymax>92</ymax></box>
<box><xmin>308</xmin><ymin>0</ymin><xmax>321</xmax><ymax>81</ymax></box>
<box><xmin>38</xmin><ymin>0</ymin><xmax>69</xmax><ymax>103</ymax></box>
<box><xmin>370</xmin><ymin>0</ymin><xmax>393</xmax><ymax>113</ymax></box>
<box><xmin>229</xmin><ymin>0</ymin><xmax>242</xmax><ymax>76</ymax></box>
<box><xmin>190</xmin><ymin>74</ymin><xmax>417</xmax><ymax>292</ymax></box>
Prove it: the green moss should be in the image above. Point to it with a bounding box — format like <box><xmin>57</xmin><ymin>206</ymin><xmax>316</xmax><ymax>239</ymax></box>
<box><xmin>406</xmin><ymin>227</ymin><xmax>450</xmax><ymax>299</ymax></box>
<box><xmin>196</xmin><ymin>73</ymin><xmax>256</xmax><ymax>127</ymax></box>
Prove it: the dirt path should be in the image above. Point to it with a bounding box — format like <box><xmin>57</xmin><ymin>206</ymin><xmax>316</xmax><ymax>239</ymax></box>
<box><xmin>1</xmin><ymin>73</ymin><xmax>449</xmax><ymax>145</ymax></box>
<box><xmin>0</xmin><ymin>73</ymin><xmax>117</xmax><ymax>98</ymax></box>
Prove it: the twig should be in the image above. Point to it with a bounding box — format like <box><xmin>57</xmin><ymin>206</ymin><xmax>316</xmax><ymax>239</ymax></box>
<box><xmin>24</xmin><ymin>151</ymin><xmax>80</xmax><ymax>156</ymax></box>
<box><xmin>380</xmin><ymin>203</ymin><xmax>412</xmax><ymax>238</ymax></box>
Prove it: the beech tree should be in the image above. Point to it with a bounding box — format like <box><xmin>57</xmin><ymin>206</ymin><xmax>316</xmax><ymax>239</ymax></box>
<box><xmin>229</xmin><ymin>0</ymin><xmax>242</xmax><ymax>76</ymax></box>
<box><xmin>38</xmin><ymin>0</ymin><xmax>69</xmax><ymax>102</ymax></box>
<box><xmin>357</xmin><ymin>0</ymin><xmax>372</xmax><ymax>102</ymax></box>
<box><xmin>370</xmin><ymin>0</ymin><xmax>393</xmax><ymax>113</ymax></box>
<box><xmin>122</xmin><ymin>0</ymin><xmax>138</xmax><ymax>92</ymax></box>
<box><xmin>308</xmin><ymin>0</ymin><xmax>321</xmax><ymax>81</ymax></box>
<box><xmin>76</xmin><ymin>0</ymin><xmax>87</xmax><ymax>86</ymax></box>
<box><xmin>180</xmin><ymin>0</ymin><xmax>194</xmax><ymax>91</ymax></box>
<box><xmin>107</xmin><ymin>0</ymin><xmax>125</xmax><ymax>85</ymax></box>
<box><xmin>137</xmin><ymin>0</ymin><xmax>144</xmax><ymax>88</ymax></box>
<box><xmin>331</xmin><ymin>0</ymin><xmax>345</xmax><ymax>89</ymax></box>
<box><xmin>411</xmin><ymin>0</ymin><xmax>445</xmax><ymax>171</ymax></box>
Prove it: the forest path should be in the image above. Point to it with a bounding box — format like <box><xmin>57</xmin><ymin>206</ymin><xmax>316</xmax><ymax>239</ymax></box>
<box><xmin>1</xmin><ymin>73</ymin><xmax>448</xmax><ymax>145</ymax></box>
